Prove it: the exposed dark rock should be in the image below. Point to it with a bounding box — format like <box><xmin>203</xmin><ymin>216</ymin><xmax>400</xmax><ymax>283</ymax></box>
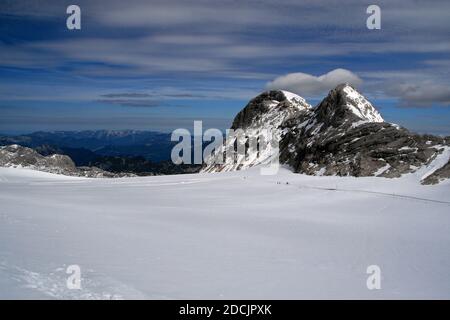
<box><xmin>279</xmin><ymin>85</ymin><xmax>448</xmax><ymax>180</ymax></box>
<box><xmin>231</xmin><ymin>90</ymin><xmax>301</xmax><ymax>129</ymax></box>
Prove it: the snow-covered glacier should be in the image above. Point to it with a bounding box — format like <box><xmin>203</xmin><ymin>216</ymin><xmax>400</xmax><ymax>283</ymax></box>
<box><xmin>0</xmin><ymin>166</ymin><xmax>449</xmax><ymax>299</ymax></box>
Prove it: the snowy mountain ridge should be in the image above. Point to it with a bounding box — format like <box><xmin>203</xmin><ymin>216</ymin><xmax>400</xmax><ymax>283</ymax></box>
<box><xmin>203</xmin><ymin>84</ymin><xmax>450</xmax><ymax>184</ymax></box>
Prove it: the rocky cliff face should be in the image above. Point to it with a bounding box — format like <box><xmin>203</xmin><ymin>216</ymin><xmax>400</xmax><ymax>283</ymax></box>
<box><xmin>203</xmin><ymin>84</ymin><xmax>450</xmax><ymax>184</ymax></box>
<box><xmin>0</xmin><ymin>145</ymin><xmax>132</xmax><ymax>178</ymax></box>
<box><xmin>202</xmin><ymin>90</ymin><xmax>311</xmax><ymax>173</ymax></box>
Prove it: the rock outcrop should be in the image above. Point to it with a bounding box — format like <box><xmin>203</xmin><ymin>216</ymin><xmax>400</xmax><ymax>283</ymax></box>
<box><xmin>0</xmin><ymin>145</ymin><xmax>133</xmax><ymax>177</ymax></box>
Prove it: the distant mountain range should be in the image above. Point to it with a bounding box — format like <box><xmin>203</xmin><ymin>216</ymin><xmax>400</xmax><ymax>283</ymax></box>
<box><xmin>0</xmin><ymin>130</ymin><xmax>200</xmax><ymax>176</ymax></box>
<box><xmin>0</xmin><ymin>130</ymin><xmax>174</xmax><ymax>163</ymax></box>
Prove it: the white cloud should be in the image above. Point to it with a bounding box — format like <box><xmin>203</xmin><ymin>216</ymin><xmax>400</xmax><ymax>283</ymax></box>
<box><xmin>265</xmin><ymin>69</ymin><xmax>363</xmax><ymax>96</ymax></box>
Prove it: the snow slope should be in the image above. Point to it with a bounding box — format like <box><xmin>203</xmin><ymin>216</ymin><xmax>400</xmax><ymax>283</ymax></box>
<box><xmin>0</xmin><ymin>166</ymin><xmax>449</xmax><ymax>299</ymax></box>
<box><xmin>340</xmin><ymin>84</ymin><xmax>384</xmax><ymax>123</ymax></box>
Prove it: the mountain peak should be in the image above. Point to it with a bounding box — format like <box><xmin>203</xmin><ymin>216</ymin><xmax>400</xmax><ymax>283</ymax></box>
<box><xmin>313</xmin><ymin>83</ymin><xmax>384</xmax><ymax>126</ymax></box>
<box><xmin>279</xmin><ymin>90</ymin><xmax>310</xmax><ymax>108</ymax></box>
<box><xmin>203</xmin><ymin>85</ymin><xmax>450</xmax><ymax>183</ymax></box>
<box><xmin>332</xmin><ymin>83</ymin><xmax>384</xmax><ymax>123</ymax></box>
<box><xmin>230</xmin><ymin>90</ymin><xmax>311</xmax><ymax>130</ymax></box>
<box><xmin>334</xmin><ymin>82</ymin><xmax>355</xmax><ymax>91</ymax></box>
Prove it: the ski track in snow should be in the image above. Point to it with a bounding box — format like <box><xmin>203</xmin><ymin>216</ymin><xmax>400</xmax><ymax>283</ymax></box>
<box><xmin>292</xmin><ymin>184</ymin><xmax>450</xmax><ymax>205</ymax></box>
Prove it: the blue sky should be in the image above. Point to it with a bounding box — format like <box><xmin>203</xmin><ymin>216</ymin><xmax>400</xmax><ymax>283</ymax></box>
<box><xmin>1</xmin><ymin>0</ymin><xmax>449</xmax><ymax>134</ymax></box>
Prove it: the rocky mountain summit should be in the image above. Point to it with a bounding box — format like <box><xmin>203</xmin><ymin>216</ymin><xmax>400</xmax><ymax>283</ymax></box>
<box><xmin>203</xmin><ymin>90</ymin><xmax>312</xmax><ymax>173</ymax></box>
<box><xmin>203</xmin><ymin>84</ymin><xmax>450</xmax><ymax>184</ymax></box>
<box><xmin>0</xmin><ymin>145</ymin><xmax>132</xmax><ymax>178</ymax></box>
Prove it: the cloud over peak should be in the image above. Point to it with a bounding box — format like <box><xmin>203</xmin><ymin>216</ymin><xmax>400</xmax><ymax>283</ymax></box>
<box><xmin>265</xmin><ymin>69</ymin><xmax>363</xmax><ymax>97</ymax></box>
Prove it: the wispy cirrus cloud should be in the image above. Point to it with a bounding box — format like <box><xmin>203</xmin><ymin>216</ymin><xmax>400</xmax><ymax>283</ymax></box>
<box><xmin>96</xmin><ymin>99</ymin><xmax>161</xmax><ymax>108</ymax></box>
<box><xmin>1</xmin><ymin>0</ymin><xmax>450</xmax><ymax>134</ymax></box>
<box><xmin>361</xmin><ymin>70</ymin><xmax>450</xmax><ymax>108</ymax></box>
<box><xmin>100</xmin><ymin>93</ymin><xmax>152</xmax><ymax>98</ymax></box>
<box><xmin>387</xmin><ymin>83</ymin><xmax>450</xmax><ymax>108</ymax></box>
<box><xmin>2</xmin><ymin>0</ymin><xmax>450</xmax><ymax>79</ymax></box>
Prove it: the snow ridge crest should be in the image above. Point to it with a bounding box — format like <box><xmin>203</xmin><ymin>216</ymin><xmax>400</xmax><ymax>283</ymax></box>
<box><xmin>335</xmin><ymin>83</ymin><xmax>384</xmax><ymax>123</ymax></box>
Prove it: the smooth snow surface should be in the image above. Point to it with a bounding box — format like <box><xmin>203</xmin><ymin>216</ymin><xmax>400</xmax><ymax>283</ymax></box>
<box><xmin>0</xmin><ymin>167</ymin><xmax>449</xmax><ymax>299</ymax></box>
